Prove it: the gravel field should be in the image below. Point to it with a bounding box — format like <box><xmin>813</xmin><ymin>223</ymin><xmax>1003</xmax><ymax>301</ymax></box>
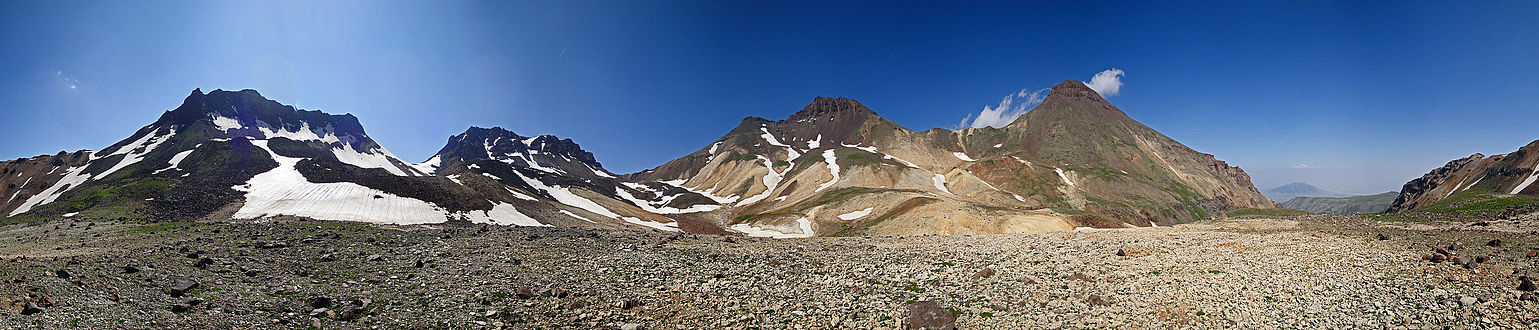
<box><xmin>4</xmin><ymin>215</ymin><xmax>1538</xmax><ymax>329</ymax></box>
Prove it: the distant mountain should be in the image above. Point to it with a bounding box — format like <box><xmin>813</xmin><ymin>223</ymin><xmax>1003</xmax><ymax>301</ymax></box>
<box><xmin>1281</xmin><ymin>191</ymin><xmax>1398</xmax><ymax>214</ymax></box>
<box><xmin>1264</xmin><ymin>182</ymin><xmax>1348</xmax><ymax>202</ymax></box>
<box><xmin>1387</xmin><ymin>140</ymin><xmax>1539</xmax><ymax>212</ymax></box>
<box><xmin>0</xmin><ymin>84</ymin><xmax>1277</xmax><ymax>236</ymax></box>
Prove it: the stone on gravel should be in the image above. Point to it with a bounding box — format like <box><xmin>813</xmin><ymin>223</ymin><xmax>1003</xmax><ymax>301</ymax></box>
<box><xmin>169</xmin><ymin>278</ymin><xmax>199</xmax><ymax>297</ymax></box>
<box><xmin>53</xmin><ymin>269</ymin><xmax>70</xmax><ymax>279</ymax></box>
<box><xmin>1459</xmin><ymin>296</ymin><xmax>1478</xmax><ymax>306</ymax></box>
<box><xmin>515</xmin><ymin>287</ymin><xmax>535</xmax><ymax>299</ymax></box>
<box><xmin>1377</xmin><ymin>233</ymin><xmax>1389</xmax><ymax>240</ymax></box>
<box><xmin>621</xmin><ymin>323</ymin><xmax>641</xmax><ymax>330</ymax></box>
<box><xmin>1087</xmin><ymin>294</ymin><xmax>1112</xmax><ymax>306</ymax></box>
<box><xmin>309</xmin><ymin>296</ymin><xmax>334</xmax><ymax>309</ymax></box>
<box><xmin>21</xmin><ymin>300</ymin><xmax>43</xmax><ymax>315</ymax></box>
<box><xmin>971</xmin><ymin>268</ymin><xmax>995</xmax><ymax>280</ymax></box>
<box><xmin>906</xmin><ymin>300</ymin><xmax>956</xmax><ymax>329</ymax></box>
<box><xmin>1487</xmin><ymin>239</ymin><xmax>1503</xmax><ymax>247</ymax></box>
<box><xmin>1520</xmin><ymin>277</ymin><xmax>1537</xmax><ymax>291</ymax></box>
<box><xmin>121</xmin><ymin>263</ymin><xmax>140</xmax><ymax>274</ymax></box>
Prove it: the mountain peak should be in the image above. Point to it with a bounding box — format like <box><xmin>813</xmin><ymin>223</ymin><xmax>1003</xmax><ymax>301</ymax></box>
<box><xmin>789</xmin><ymin>96</ymin><xmax>875</xmax><ymax>121</ymax></box>
<box><xmin>1046</xmin><ymin>80</ymin><xmax>1103</xmax><ymax>100</ymax></box>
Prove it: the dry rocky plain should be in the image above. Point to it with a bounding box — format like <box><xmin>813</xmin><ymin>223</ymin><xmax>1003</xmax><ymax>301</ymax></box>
<box><xmin>4</xmin><ymin>214</ymin><xmax>1539</xmax><ymax>329</ymax></box>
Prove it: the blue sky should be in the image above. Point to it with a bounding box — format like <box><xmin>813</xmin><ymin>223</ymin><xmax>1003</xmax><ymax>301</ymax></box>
<box><xmin>2</xmin><ymin>1</ymin><xmax>1536</xmax><ymax>194</ymax></box>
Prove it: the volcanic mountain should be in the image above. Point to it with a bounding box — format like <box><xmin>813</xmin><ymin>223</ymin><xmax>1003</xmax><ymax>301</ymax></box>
<box><xmin>1</xmin><ymin>83</ymin><xmax>1276</xmax><ymax>237</ymax></box>
<box><xmin>1387</xmin><ymin>139</ymin><xmax>1539</xmax><ymax>212</ymax></box>
<box><xmin>0</xmin><ymin>90</ymin><xmax>673</xmax><ymax>231</ymax></box>
<box><xmin>628</xmin><ymin>80</ymin><xmax>1275</xmax><ymax>236</ymax></box>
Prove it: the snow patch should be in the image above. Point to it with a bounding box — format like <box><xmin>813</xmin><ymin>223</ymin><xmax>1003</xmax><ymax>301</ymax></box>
<box><xmin>459</xmin><ymin>202</ymin><xmax>547</xmax><ymax>227</ymax></box>
<box><xmin>614</xmin><ymin>187</ymin><xmax>721</xmax><ymax>214</ymax></box>
<box><xmin>332</xmin><ymin>143</ymin><xmax>409</xmax><ymax>176</ymax></box>
<box><xmin>154</xmin><ymin>147</ymin><xmax>198</xmax><ymax>174</ymax></box>
<box><xmin>1512</xmin><ymin>163</ymin><xmax>1539</xmax><ymax>194</ymax></box>
<box><xmin>817</xmin><ymin>149</ymin><xmax>840</xmax><ymax>192</ymax></box>
<box><xmin>622</xmin><ymin>217</ymin><xmax>681</xmax><ymax>232</ymax></box>
<box><xmin>736</xmin><ymin>155</ymin><xmax>789</xmax><ymax>206</ymax></box>
<box><xmin>837</xmin><ymin>207</ymin><xmax>874</xmax><ymax>220</ymax></box>
<box><xmin>95</xmin><ymin>127</ymin><xmax>177</xmax><ymax>180</ymax></box>
<box><xmin>658</xmin><ymin>179</ymin><xmax>740</xmax><ymax>204</ymax></box>
<box><xmin>1055</xmin><ymin>167</ymin><xmax>1075</xmax><ymax>187</ymax></box>
<box><xmin>232</xmin><ymin>140</ymin><xmax>446</xmax><ymax>224</ymax></box>
<box><xmin>932</xmin><ymin>174</ymin><xmax>952</xmax><ymax>195</ymax></box>
<box><xmin>62</xmin><ymin>212</ymin><xmax>79</xmax><ymax>217</ymax></box>
<box><xmin>211</xmin><ymin>115</ymin><xmax>242</xmax><ymax>132</ymax></box>
<box><xmin>410</xmin><ymin>155</ymin><xmax>442</xmax><ymax>174</ymax></box>
<box><xmin>558</xmin><ymin>210</ymin><xmax>596</xmax><ymax>223</ymax></box>
<box><xmin>953</xmin><ymin>152</ymin><xmax>975</xmax><ymax>161</ymax></box>
<box><xmin>508</xmin><ymin>170</ymin><xmax>619</xmax><ymax>218</ymax></box>
<box><xmin>807</xmin><ymin>134</ymin><xmax>822</xmax><ymax>149</ymax></box>
<box><xmin>993</xmin><ymin>144</ymin><xmax>1002</xmax><ymax>148</ymax></box>
<box><xmin>729</xmin><ymin>217</ymin><xmax>813</xmax><ymax>238</ymax></box>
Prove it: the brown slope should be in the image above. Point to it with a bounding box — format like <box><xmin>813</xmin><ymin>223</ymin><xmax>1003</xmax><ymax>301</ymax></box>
<box><xmin>1388</xmin><ymin>139</ymin><xmax>1539</xmax><ymax>212</ymax></box>
<box><xmin>624</xmin><ymin>81</ymin><xmax>1272</xmax><ymax>236</ymax></box>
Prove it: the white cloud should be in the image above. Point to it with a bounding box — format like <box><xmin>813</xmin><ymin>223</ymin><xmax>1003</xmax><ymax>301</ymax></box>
<box><xmin>1084</xmin><ymin>68</ymin><xmax>1124</xmax><ymax>96</ymax></box>
<box><xmin>55</xmin><ymin>70</ymin><xmax>79</xmax><ymax>89</ymax></box>
<box><xmin>956</xmin><ymin>68</ymin><xmax>1126</xmax><ymax>129</ymax></box>
<box><xmin>956</xmin><ymin>88</ymin><xmax>1049</xmax><ymax>129</ymax></box>
<box><xmin>1289</xmin><ymin>163</ymin><xmax>1316</xmax><ymax>169</ymax></box>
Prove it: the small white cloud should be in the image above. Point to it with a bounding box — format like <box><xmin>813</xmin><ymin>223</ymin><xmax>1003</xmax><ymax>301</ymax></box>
<box><xmin>1289</xmin><ymin>163</ymin><xmax>1316</xmax><ymax>169</ymax></box>
<box><xmin>956</xmin><ymin>88</ymin><xmax>1049</xmax><ymax>129</ymax></box>
<box><xmin>56</xmin><ymin>70</ymin><xmax>79</xmax><ymax>89</ymax></box>
<box><xmin>1084</xmin><ymin>68</ymin><xmax>1124</xmax><ymax>96</ymax></box>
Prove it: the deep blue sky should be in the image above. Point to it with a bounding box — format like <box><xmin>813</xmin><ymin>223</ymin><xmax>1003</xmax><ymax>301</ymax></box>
<box><xmin>2</xmin><ymin>1</ymin><xmax>1536</xmax><ymax>194</ymax></box>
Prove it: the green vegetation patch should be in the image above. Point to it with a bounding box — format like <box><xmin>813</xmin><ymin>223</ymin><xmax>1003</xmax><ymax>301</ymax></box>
<box><xmin>1225</xmin><ymin>208</ymin><xmax>1310</xmax><ymax>218</ymax></box>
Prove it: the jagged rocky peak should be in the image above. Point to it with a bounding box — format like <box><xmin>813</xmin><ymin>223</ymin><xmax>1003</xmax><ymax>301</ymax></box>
<box><xmin>789</xmin><ymin>96</ymin><xmax>876</xmax><ymax>121</ymax></box>
<box><xmin>447</xmin><ymin>126</ymin><xmax>600</xmax><ymax>167</ymax></box>
<box><xmin>155</xmin><ymin>88</ymin><xmax>373</xmax><ymax>149</ymax></box>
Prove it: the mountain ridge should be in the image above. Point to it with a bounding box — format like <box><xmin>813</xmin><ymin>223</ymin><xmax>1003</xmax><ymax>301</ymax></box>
<box><xmin>1</xmin><ymin>85</ymin><xmax>1276</xmax><ymax>237</ymax></box>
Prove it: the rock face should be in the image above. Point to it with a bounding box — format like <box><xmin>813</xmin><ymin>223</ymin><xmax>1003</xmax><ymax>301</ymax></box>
<box><xmin>629</xmin><ymin>80</ymin><xmax>1274</xmax><ymax>237</ymax></box>
<box><xmin>1388</xmin><ymin>140</ymin><xmax>1539</xmax><ymax>212</ymax></box>
<box><xmin>1281</xmin><ymin>192</ymin><xmax>1398</xmax><ymax>214</ymax></box>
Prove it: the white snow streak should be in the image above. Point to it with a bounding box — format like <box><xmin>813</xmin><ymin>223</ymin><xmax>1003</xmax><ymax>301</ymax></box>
<box><xmin>332</xmin><ymin>143</ymin><xmax>409</xmax><ymax>176</ymax></box>
<box><xmin>658</xmin><ymin>179</ymin><xmax>740</xmax><ymax>204</ymax></box>
<box><xmin>729</xmin><ymin>217</ymin><xmax>813</xmax><ymax>238</ymax></box>
<box><xmin>1512</xmin><ymin>163</ymin><xmax>1539</xmax><ymax>194</ymax></box>
<box><xmin>932</xmin><ymin>174</ymin><xmax>951</xmax><ymax>195</ymax></box>
<box><xmin>508</xmin><ymin>170</ymin><xmax>619</xmax><ymax>219</ymax></box>
<box><xmin>153</xmin><ymin>147</ymin><xmax>198</xmax><ymax>174</ymax></box>
<box><xmin>410</xmin><ymin>155</ymin><xmax>442</xmax><ymax>174</ymax></box>
<box><xmin>95</xmin><ymin>128</ymin><xmax>177</xmax><ymax>180</ymax></box>
<box><xmin>807</xmin><ymin>134</ymin><xmax>822</xmax><ymax>149</ymax></box>
<box><xmin>558</xmin><ymin>210</ymin><xmax>596</xmax><ymax>223</ymax></box>
<box><xmin>817</xmin><ymin>149</ymin><xmax>840</xmax><ymax>192</ymax></box>
<box><xmin>459</xmin><ymin>202</ymin><xmax>547</xmax><ymax>227</ymax></box>
<box><xmin>622</xmin><ymin>217</ymin><xmax>681</xmax><ymax>232</ymax></box>
<box><xmin>953</xmin><ymin>152</ymin><xmax>975</xmax><ymax>161</ymax></box>
<box><xmin>211</xmin><ymin>115</ymin><xmax>242</xmax><ymax>132</ymax></box>
<box><xmin>614</xmin><ymin>187</ymin><xmax>720</xmax><ymax>214</ymax></box>
<box><xmin>62</xmin><ymin>212</ymin><xmax>79</xmax><ymax>217</ymax></box>
<box><xmin>736</xmin><ymin>155</ymin><xmax>788</xmax><ymax>206</ymax></box>
<box><xmin>1055</xmin><ymin>167</ymin><xmax>1075</xmax><ymax>186</ymax></box>
<box><xmin>837</xmin><ymin>207</ymin><xmax>874</xmax><ymax>220</ymax></box>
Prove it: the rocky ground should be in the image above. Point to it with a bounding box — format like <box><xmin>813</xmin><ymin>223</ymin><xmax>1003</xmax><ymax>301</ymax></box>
<box><xmin>4</xmin><ymin>215</ymin><xmax>1539</xmax><ymax>329</ymax></box>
